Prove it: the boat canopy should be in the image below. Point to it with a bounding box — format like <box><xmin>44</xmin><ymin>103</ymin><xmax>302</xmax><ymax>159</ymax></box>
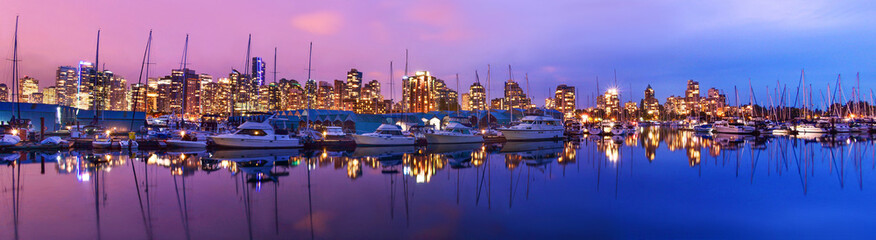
<box><xmin>237</xmin><ymin>121</ymin><xmax>273</xmax><ymax>130</ymax></box>
<box><xmin>376</xmin><ymin>124</ymin><xmax>403</xmax><ymax>131</ymax></box>
<box><xmin>444</xmin><ymin>122</ymin><xmax>469</xmax><ymax>130</ymax></box>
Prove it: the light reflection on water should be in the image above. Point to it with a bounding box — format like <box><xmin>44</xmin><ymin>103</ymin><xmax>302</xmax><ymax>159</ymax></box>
<box><xmin>2</xmin><ymin>127</ymin><xmax>876</xmax><ymax>239</ymax></box>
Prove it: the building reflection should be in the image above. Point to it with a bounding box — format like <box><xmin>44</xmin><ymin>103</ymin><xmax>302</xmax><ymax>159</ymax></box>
<box><xmin>35</xmin><ymin>127</ymin><xmax>876</xmax><ymax>187</ymax></box>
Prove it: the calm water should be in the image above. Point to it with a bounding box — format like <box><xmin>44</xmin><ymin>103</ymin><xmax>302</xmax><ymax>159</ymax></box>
<box><xmin>1</xmin><ymin>128</ymin><xmax>876</xmax><ymax>239</ymax></box>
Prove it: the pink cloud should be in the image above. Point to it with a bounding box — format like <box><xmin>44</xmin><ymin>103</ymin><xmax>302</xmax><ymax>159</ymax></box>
<box><xmin>291</xmin><ymin>11</ymin><xmax>344</xmax><ymax>35</ymax></box>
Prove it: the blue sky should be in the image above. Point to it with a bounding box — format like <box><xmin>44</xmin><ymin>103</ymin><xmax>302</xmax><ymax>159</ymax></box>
<box><xmin>1</xmin><ymin>0</ymin><xmax>875</xmax><ymax>108</ymax></box>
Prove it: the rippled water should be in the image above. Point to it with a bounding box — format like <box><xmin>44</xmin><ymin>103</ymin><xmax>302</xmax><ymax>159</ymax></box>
<box><xmin>2</xmin><ymin>127</ymin><xmax>876</xmax><ymax>239</ymax></box>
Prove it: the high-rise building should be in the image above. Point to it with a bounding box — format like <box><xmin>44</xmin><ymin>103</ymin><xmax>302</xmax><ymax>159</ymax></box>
<box><xmin>435</xmin><ymin>79</ymin><xmax>459</xmax><ymax>111</ymax></box>
<box><xmin>704</xmin><ymin>88</ymin><xmax>726</xmax><ymax>117</ymax></box>
<box><xmin>643</xmin><ymin>85</ymin><xmax>660</xmax><ymax>119</ymax></box>
<box><xmin>130</xmin><ymin>83</ymin><xmax>148</xmax><ymax>112</ymax></box>
<box><xmin>91</xmin><ymin>70</ymin><xmax>113</xmax><ymax>111</ymax></box>
<box><xmin>266</xmin><ymin>83</ymin><xmax>283</xmax><ymax>112</ymax></box>
<box><xmin>252</xmin><ymin>57</ymin><xmax>266</xmax><ymax>87</ymax></box>
<box><xmin>146</xmin><ymin>77</ymin><xmax>159</xmax><ymax>113</ymax></box>
<box><xmin>55</xmin><ymin>66</ymin><xmax>77</xmax><ymax>106</ymax></box>
<box><xmin>468</xmin><ymin>81</ymin><xmax>486</xmax><ymax>111</ymax></box>
<box><xmin>229</xmin><ymin>70</ymin><xmax>253</xmax><ymax>114</ymax></box>
<box><xmin>685</xmin><ymin>79</ymin><xmax>700</xmax><ymax>113</ymax></box>
<box><xmin>0</xmin><ymin>84</ymin><xmax>8</xmax><ymax>102</ymax></box>
<box><xmin>490</xmin><ymin>98</ymin><xmax>505</xmax><ymax>110</ymax></box>
<box><xmin>44</xmin><ymin>86</ymin><xmax>57</xmax><ymax>105</ymax></box>
<box><xmin>460</xmin><ymin>93</ymin><xmax>471</xmax><ymax>111</ymax></box>
<box><xmin>200</xmin><ymin>80</ymin><xmax>219</xmax><ymax>115</ymax></box>
<box><xmin>402</xmin><ymin>71</ymin><xmax>438</xmax><ymax>113</ymax></box>
<box><xmin>30</xmin><ymin>93</ymin><xmax>43</xmax><ymax>104</ymax></box>
<box><xmin>504</xmin><ymin>80</ymin><xmax>531</xmax><ymax>110</ymax></box>
<box><xmin>215</xmin><ymin>77</ymin><xmax>234</xmax><ymax>115</ymax></box>
<box><xmin>597</xmin><ymin>88</ymin><xmax>620</xmax><ymax>118</ymax></box>
<box><xmin>316</xmin><ymin>81</ymin><xmax>334</xmax><ymax>109</ymax></box>
<box><xmin>156</xmin><ymin>76</ymin><xmax>174</xmax><ymax>113</ymax></box>
<box><xmin>359</xmin><ymin>80</ymin><xmax>383</xmax><ymax>114</ymax></box>
<box><xmin>665</xmin><ymin>95</ymin><xmax>686</xmax><ymax>115</ymax></box>
<box><xmin>553</xmin><ymin>84</ymin><xmax>576</xmax><ymax>114</ymax></box>
<box><xmin>624</xmin><ymin>101</ymin><xmax>638</xmax><ymax>118</ymax></box>
<box><xmin>279</xmin><ymin>79</ymin><xmax>305</xmax><ymax>111</ymax></box>
<box><xmin>73</xmin><ymin>61</ymin><xmax>96</xmax><ymax>109</ymax></box>
<box><xmin>18</xmin><ymin>76</ymin><xmax>38</xmax><ymax>103</ymax></box>
<box><xmin>344</xmin><ymin>69</ymin><xmax>363</xmax><ymax>110</ymax></box>
<box><xmin>108</xmin><ymin>74</ymin><xmax>128</xmax><ymax>111</ymax></box>
<box><xmin>544</xmin><ymin>98</ymin><xmax>555</xmax><ymax>109</ymax></box>
<box><xmin>160</xmin><ymin>69</ymin><xmax>201</xmax><ymax>116</ymax></box>
<box><xmin>304</xmin><ymin>79</ymin><xmax>318</xmax><ymax>109</ymax></box>
<box><xmin>333</xmin><ymin>79</ymin><xmax>347</xmax><ymax>110</ymax></box>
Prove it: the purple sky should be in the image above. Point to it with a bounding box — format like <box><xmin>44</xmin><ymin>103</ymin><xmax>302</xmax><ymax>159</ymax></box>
<box><xmin>3</xmin><ymin>0</ymin><xmax>876</xmax><ymax>107</ymax></box>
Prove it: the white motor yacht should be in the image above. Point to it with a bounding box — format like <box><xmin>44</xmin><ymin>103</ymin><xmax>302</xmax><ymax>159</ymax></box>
<box><xmin>208</xmin><ymin>116</ymin><xmax>302</xmax><ymax>148</ymax></box>
<box><xmin>424</xmin><ymin>122</ymin><xmax>484</xmax><ymax>144</ymax></box>
<box><xmin>833</xmin><ymin>123</ymin><xmax>851</xmax><ymax>133</ymax></box>
<box><xmin>795</xmin><ymin>121</ymin><xmax>829</xmax><ymax>133</ymax></box>
<box><xmin>166</xmin><ymin>131</ymin><xmax>209</xmax><ymax>148</ymax></box>
<box><xmin>352</xmin><ymin>124</ymin><xmax>416</xmax><ymax>146</ymax></box>
<box><xmin>498</xmin><ymin>115</ymin><xmax>564</xmax><ymax>141</ymax></box>
<box><xmin>587</xmin><ymin>125</ymin><xmax>603</xmax><ymax>135</ymax></box>
<box><xmin>712</xmin><ymin>121</ymin><xmax>755</xmax><ymax>134</ymax></box>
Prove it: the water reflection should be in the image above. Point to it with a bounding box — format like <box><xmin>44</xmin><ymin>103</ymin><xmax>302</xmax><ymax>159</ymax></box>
<box><xmin>2</xmin><ymin>128</ymin><xmax>876</xmax><ymax>239</ymax></box>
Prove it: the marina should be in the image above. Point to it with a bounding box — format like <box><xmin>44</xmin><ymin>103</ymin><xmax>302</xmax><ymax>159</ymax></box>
<box><xmin>2</xmin><ymin>127</ymin><xmax>876</xmax><ymax>239</ymax></box>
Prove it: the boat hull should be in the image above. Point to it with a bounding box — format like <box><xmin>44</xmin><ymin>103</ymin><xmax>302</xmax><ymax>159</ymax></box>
<box><xmin>498</xmin><ymin>129</ymin><xmax>564</xmax><ymax>141</ymax></box>
<box><xmin>352</xmin><ymin>135</ymin><xmax>416</xmax><ymax>146</ymax></box>
<box><xmin>712</xmin><ymin>126</ymin><xmax>755</xmax><ymax>134</ymax></box>
<box><xmin>166</xmin><ymin>140</ymin><xmax>208</xmax><ymax>148</ymax></box>
<box><xmin>424</xmin><ymin>133</ymin><xmax>484</xmax><ymax>144</ymax></box>
<box><xmin>209</xmin><ymin>136</ymin><xmax>302</xmax><ymax>148</ymax></box>
<box><xmin>587</xmin><ymin>128</ymin><xmax>602</xmax><ymax>135</ymax></box>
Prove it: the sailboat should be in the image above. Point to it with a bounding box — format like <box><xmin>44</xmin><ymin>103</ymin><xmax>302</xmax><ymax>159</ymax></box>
<box><xmin>1</xmin><ymin>16</ymin><xmax>22</xmax><ymax>147</ymax></box>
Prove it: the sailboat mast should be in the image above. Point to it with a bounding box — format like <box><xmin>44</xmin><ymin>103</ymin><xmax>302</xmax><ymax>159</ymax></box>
<box><xmin>180</xmin><ymin>34</ymin><xmax>189</xmax><ymax>123</ymax></box>
<box><xmin>305</xmin><ymin>42</ymin><xmax>312</xmax><ymax>129</ymax></box>
<box><xmin>389</xmin><ymin>61</ymin><xmax>394</xmax><ymax>111</ymax></box>
<box><xmin>11</xmin><ymin>16</ymin><xmax>19</xmax><ymax>119</ymax></box>
<box><xmin>455</xmin><ymin>73</ymin><xmax>460</xmax><ymax>116</ymax></box>
<box><xmin>243</xmin><ymin>34</ymin><xmax>251</xmax><ymax>113</ymax></box>
<box><xmin>130</xmin><ymin>30</ymin><xmax>152</xmax><ymax>131</ymax></box>
<box><xmin>525</xmin><ymin>73</ymin><xmax>530</xmax><ymax>110</ymax></box>
<box><xmin>273</xmin><ymin>47</ymin><xmax>278</xmax><ymax>84</ymax></box>
<box><xmin>92</xmin><ymin>29</ymin><xmax>101</xmax><ymax>125</ymax></box>
<box><xmin>508</xmin><ymin>65</ymin><xmax>513</xmax><ymax>123</ymax></box>
<box><xmin>487</xmin><ymin>64</ymin><xmax>491</xmax><ymax>127</ymax></box>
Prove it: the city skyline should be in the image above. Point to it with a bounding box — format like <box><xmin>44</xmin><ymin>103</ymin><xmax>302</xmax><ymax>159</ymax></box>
<box><xmin>3</xmin><ymin>0</ymin><xmax>876</xmax><ymax>105</ymax></box>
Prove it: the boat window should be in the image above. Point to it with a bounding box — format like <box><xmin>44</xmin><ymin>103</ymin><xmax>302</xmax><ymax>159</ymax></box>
<box><xmin>522</xmin><ymin>120</ymin><xmax>535</xmax><ymax>124</ymax></box>
<box><xmin>377</xmin><ymin>130</ymin><xmax>403</xmax><ymax>135</ymax></box>
<box><xmin>236</xmin><ymin>129</ymin><xmax>267</xmax><ymax>136</ymax></box>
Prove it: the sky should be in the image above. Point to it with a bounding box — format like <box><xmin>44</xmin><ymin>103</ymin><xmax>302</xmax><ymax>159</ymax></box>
<box><xmin>2</xmin><ymin>0</ymin><xmax>876</xmax><ymax>108</ymax></box>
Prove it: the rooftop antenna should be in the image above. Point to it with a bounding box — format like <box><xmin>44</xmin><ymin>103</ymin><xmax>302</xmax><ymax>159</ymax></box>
<box><xmin>404</xmin><ymin>49</ymin><xmax>409</xmax><ymax>77</ymax></box>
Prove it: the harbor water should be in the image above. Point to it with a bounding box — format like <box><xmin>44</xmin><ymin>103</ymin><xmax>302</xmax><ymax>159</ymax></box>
<box><xmin>1</xmin><ymin>127</ymin><xmax>875</xmax><ymax>239</ymax></box>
